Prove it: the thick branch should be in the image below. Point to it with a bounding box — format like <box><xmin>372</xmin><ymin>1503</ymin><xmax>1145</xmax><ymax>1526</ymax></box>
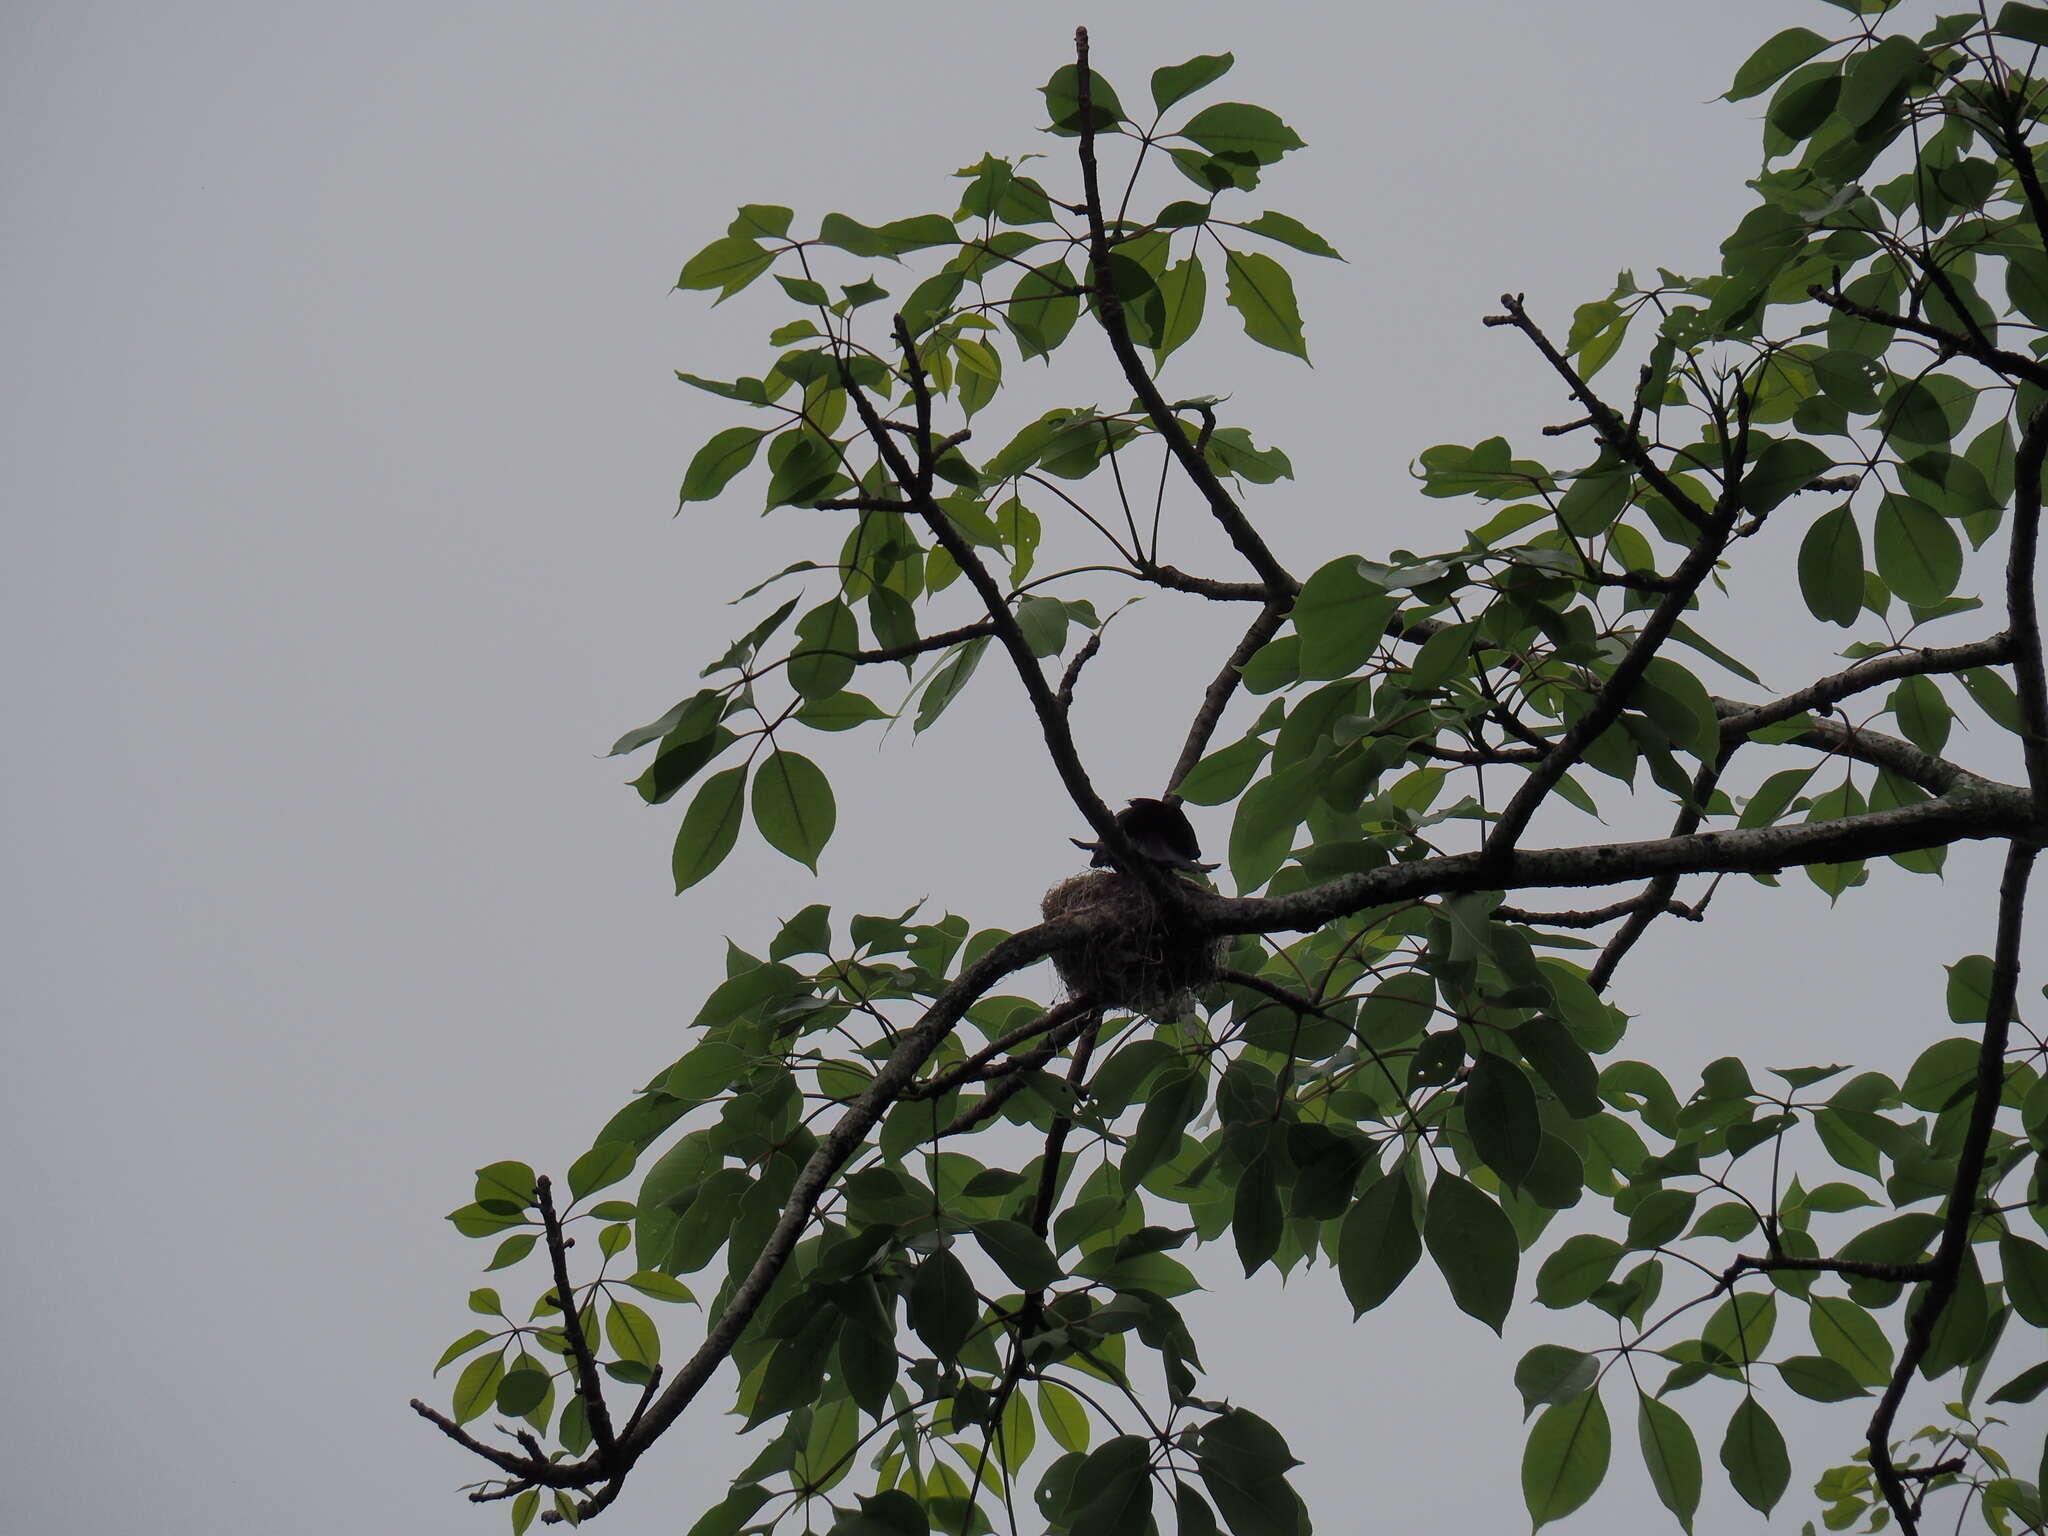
<box><xmin>1714</xmin><ymin>634</ymin><xmax>2013</xmax><ymax>744</ymax></box>
<box><xmin>2008</xmin><ymin>406</ymin><xmax>2048</xmax><ymax>795</ymax></box>
<box><xmin>1867</xmin><ymin>841</ymin><xmax>2037</xmax><ymax>1532</ymax></box>
<box><xmin>1197</xmin><ymin>783</ymin><xmax>2039</xmax><ymax>936</ymax></box>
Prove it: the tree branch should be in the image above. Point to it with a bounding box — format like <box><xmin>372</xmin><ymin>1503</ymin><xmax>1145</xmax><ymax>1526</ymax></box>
<box><xmin>1867</xmin><ymin>840</ymin><xmax>2037</xmax><ymax>1533</ymax></box>
<box><xmin>1073</xmin><ymin>29</ymin><xmax>1298</xmax><ymax>600</ymax></box>
<box><xmin>1198</xmin><ymin>782</ymin><xmax>2040</xmax><ymax>936</ymax></box>
<box><xmin>837</xmin><ymin>324</ymin><xmax>1146</xmax><ymax>879</ymax></box>
<box><xmin>1166</xmin><ymin>602</ymin><xmax>1288</xmax><ymax>798</ymax></box>
<box><xmin>1713</xmin><ymin>634</ymin><xmax>2014</xmax><ymax>743</ymax></box>
<box><xmin>2006</xmin><ymin>405</ymin><xmax>2048</xmax><ymax>795</ymax></box>
<box><xmin>1806</xmin><ymin>282</ymin><xmax>2048</xmax><ymax>388</ymax></box>
<box><xmin>1484</xmin><ymin>292</ymin><xmax>1710</xmax><ymax>534</ymax></box>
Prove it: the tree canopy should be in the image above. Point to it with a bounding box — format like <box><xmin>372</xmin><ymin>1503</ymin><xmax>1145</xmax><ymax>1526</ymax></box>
<box><xmin>415</xmin><ymin>7</ymin><xmax>2048</xmax><ymax>1533</ymax></box>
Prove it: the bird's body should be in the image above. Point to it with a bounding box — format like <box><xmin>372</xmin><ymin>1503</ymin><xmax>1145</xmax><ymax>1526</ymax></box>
<box><xmin>1072</xmin><ymin>797</ymin><xmax>1215</xmax><ymax>873</ymax></box>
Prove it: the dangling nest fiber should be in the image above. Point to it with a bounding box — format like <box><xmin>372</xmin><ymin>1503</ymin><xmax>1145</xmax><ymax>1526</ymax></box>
<box><xmin>1039</xmin><ymin>870</ymin><xmax>1224</xmax><ymax>1018</ymax></box>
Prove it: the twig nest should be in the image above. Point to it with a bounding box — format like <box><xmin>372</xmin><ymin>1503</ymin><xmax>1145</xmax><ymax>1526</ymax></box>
<box><xmin>1039</xmin><ymin>870</ymin><xmax>1223</xmax><ymax>1019</ymax></box>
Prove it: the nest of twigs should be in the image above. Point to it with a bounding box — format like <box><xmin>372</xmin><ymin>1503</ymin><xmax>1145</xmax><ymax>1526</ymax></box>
<box><xmin>1039</xmin><ymin>870</ymin><xmax>1223</xmax><ymax>1018</ymax></box>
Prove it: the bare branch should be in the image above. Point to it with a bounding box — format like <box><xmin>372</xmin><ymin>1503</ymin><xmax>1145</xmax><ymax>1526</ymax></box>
<box><xmin>1166</xmin><ymin>602</ymin><xmax>1288</xmax><ymax>798</ymax></box>
<box><xmin>1485</xmin><ymin>292</ymin><xmax>1710</xmax><ymax>534</ymax></box>
<box><xmin>537</xmin><ymin>1175</ymin><xmax>618</xmax><ymax>1469</ymax></box>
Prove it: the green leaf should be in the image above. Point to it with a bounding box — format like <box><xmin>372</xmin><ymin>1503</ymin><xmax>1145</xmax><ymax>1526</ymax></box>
<box><xmin>672</xmin><ymin>765</ymin><xmax>747</xmax><ymax>893</ymax></box>
<box><xmin>1424</xmin><ymin>1173</ymin><xmax>1518</xmax><ymax>1333</ymax></box>
<box><xmin>1637</xmin><ymin>1393</ymin><xmax>1702</xmax><ymax>1534</ymax></box>
<box><xmin>1153</xmin><ymin>255</ymin><xmax>1207</xmax><ymax>366</ymax></box>
<box><xmin>1522</xmin><ymin>1388</ymin><xmax>1610</xmax><ymax>1530</ymax></box>
<box><xmin>1180</xmin><ymin>102</ymin><xmax>1305</xmax><ymax>164</ymax></box>
<box><xmin>453</xmin><ymin>1351</ymin><xmax>506</xmax><ymax>1424</ymax></box>
<box><xmin>1465</xmin><ymin>1053</ymin><xmax>1541</xmax><ymax>1189</ymax></box>
<box><xmin>907</xmin><ymin>1248</ymin><xmax>976</xmax><ymax>1358</ymax></box>
<box><xmin>1515</xmin><ymin>1345</ymin><xmax>1599</xmax><ymax>1419</ymax></box>
<box><xmin>497</xmin><ymin>1368</ymin><xmax>552</xmax><ymax>1417</ymax></box>
<box><xmin>1232</xmin><ymin>1150</ymin><xmax>1285</xmax><ymax>1275</ymax></box>
<box><xmin>1740</xmin><ymin>438</ymin><xmax>1833</xmax><ymax>514</ymax></box>
<box><xmin>1773</xmin><ymin>1355</ymin><xmax>1869</xmax><ymax>1402</ymax></box>
<box><xmin>914</xmin><ymin>638</ymin><xmax>988</xmax><ymax>733</ymax></box>
<box><xmin>1963</xmin><ymin>665</ymin><xmax>2024</xmax><ymax>732</ymax></box>
<box><xmin>1810</xmin><ymin>1295</ymin><xmax>1895</xmax><ymax>1386</ymax></box>
<box><xmin>435</xmin><ymin>1328</ymin><xmax>494</xmax><ymax>1375</ymax></box>
<box><xmin>1516</xmin><ymin>1017</ymin><xmax>1602</xmax><ymax>1119</ymax></box>
<box><xmin>729</xmin><ymin>204</ymin><xmax>792</xmax><ymax>240</ymax></box>
<box><xmin>1072</xmin><ymin>1436</ymin><xmax>1153</xmax><ymax>1536</ymax></box>
<box><xmin>752</xmin><ymin>750</ymin><xmax>835</xmax><ymax>872</ymax></box>
<box><xmin>975</xmin><ymin>1219</ymin><xmax>1063</xmax><ymax>1291</ymax></box>
<box><xmin>1042</xmin><ymin>65</ymin><xmax>1125</xmax><ymax>135</ymax></box>
<box><xmin>1993</xmin><ymin>3</ymin><xmax>2048</xmax><ymax>47</ymax></box>
<box><xmin>1727</xmin><ymin>27</ymin><xmax>1833</xmax><ymax>101</ymax></box>
<box><xmin>1009</xmin><ymin>262</ymin><xmax>1081</xmax><ymax>361</ymax></box>
<box><xmin>1988</xmin><ymin>1359</ymin><xmax>2048</xmax><ymax>1404</ymax></box>
<box><xmin>1719</xmin><ymin>1396</ymin><xmax>1789</xmax><ymax>1515</ymax></box>
<box><xmin>1228</xmin><ymin>760</ymin><xmax>1314</xmax><ymax>891</ymax></box>
<box><xmin>1945</xmin><ymin>954</ymin><xmax>1995</xmax><ymax>1024</ymax></box>
<box><xmin>619</xmin><ymin>1271</ymin><xmax>696</xmax><ymax>1305</ymax></box>
<box><xmin>1701</xmin><ymin>1291</ymin><xmax>1776</xmax><ymax>1367</ymax></box>
<box><xmin>1889</xmin><ymin>674</ymin><xmax>1950</xmax><ymax>755</ymax></box>
<box><xmin>1232</xmin><ymin>212</ymin><xmax>1343</xmax><ymax>260</ymax></box>
<box><xmin>1338</xmin><ymin>1169</ymin><xmax>1422</xmax><ymax>1315</ymax></box>
<box><xmin>789</xmin><ymin>601</ymin><xmax>859</xmax><ymax>701</ymax></box>
<box><xmin>1222</xmin><ymin>248</ymin><xmax>1309</xmax><ymax>361</ymax></box>
<box><xmin>797</xmin><ymin>692</ymin><xmax>889</xmax><ymax>732</ymax></box>
<box><xmin>567</xmin><ymin>1142</ymin><xmax>636</xmax><ymax>1201</ymax></box>
<box><xmin>1874</xmin><ymin>494</ymin><xmax>1962</xmax><ymax>606</ymax></box>
<box><xmin>1151</xmin><ymin>53</ymin><xmax>1234</xmax><ymax>112</ymax></box>
<box><xmin>2003</xmin><ymin>1234</ymin><xmax>2048</xmax><ymax>1326</ymax></box>
<box><xmin>680</xmin><ymin>428</ymin><xmax>766</xmax><ymax>504</ymax></box>
<box><xmin>1175</xmin><ymin>735</ymin><xmax>1269</xmax><ymax>806</ymax></box>
<box><xmin>1634</xmin><ymin>657</ymin><xmax>1720</xmax><ymax>763</ymax></box>
<box><xmin>1039</xmin><ymin>1380</ymin><xmax>1092</xmax><ymax>1453</ymax></box>
<box><xmin>677</xmin><ymin>237</ymin><xmax>774</xmax><ymax>300</ymax></box>
<box><xmin>610</xmin><ymin>690</ymin><xmax>722</xmax><ymax>760</ymax></box>
<box><xmin>1798</xmin><ymin>505</ymin><xmax>1864</xmax><ymax>626</ymax></box>
<box><xmin>1291</xmin><ymin>557</ymin><xmax>1395</xmax><ymax>680</ymax></box>
<box><xmin>1900</xmin><ymin>1034</ymin><xmax>1979</xmax><ymax>1112</ymax></box>
<box><xmin>476</xmin><ymin>1160</ymin><xmax>538</xmax><ymax>1211</ymax></box>
<box><xmin>1536</xmin><ymin>1234</ymin><xmax>1624</xmax><ymax>1307</ymax></box>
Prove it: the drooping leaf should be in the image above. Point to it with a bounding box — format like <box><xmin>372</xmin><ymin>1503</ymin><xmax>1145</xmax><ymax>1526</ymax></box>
<box><xmin>672</xmin><ymin>766</ymin><xmax>747</xmax><ymax>893</ymax></box>
<box><xmin>1338</xmin><ymin>1169</ymin><xmax>1421</xmax><ymax>1315</ymax></box>
<box><xmin>1423</xmin><ymin>1173</ymin><xmax>1518</xmax><ymax>1332</ymax></box>
<box><xmin>1222</xmin><ymin>248</ymin><xmax>1309</xmax><ymax>361</ymax></box>
<box><xmin>1719</xmin><ymin>1396</ymin><xmax>1789</xmax><ymax>1514</ymax></box>
<box><xmin>1522</xmin><ymin>1388</ymin><xmax>1610</xmax><ymax>1530</ymax></box>
<box><xmin>1637</xmin><ymin>1393</ymin><xmax>1702</xmax><ymax>1534</ymax></box>
<box><xmin>752</xmin><ymin>750</ymin><xmax>836</xmax><ymax>872</ymax></box>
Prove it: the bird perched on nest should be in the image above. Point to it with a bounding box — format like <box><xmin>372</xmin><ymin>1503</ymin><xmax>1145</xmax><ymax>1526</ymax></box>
<box><xmin>1072</xmin><ymin>797</ymin><xmax>1217</xmax><ymax>874</ymax></box>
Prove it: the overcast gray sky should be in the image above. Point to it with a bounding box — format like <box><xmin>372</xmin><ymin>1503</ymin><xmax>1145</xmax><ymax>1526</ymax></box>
<box><xmin>6</xmin><ymin>2</ymin><xmax>2042</xmax><ymax>1533</ymax></box>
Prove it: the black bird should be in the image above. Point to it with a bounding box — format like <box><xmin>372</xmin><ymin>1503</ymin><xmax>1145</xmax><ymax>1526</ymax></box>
<box><xmin>1072</xmin><ymin>797</ymin><xmax>1216</xmax><ymax>873</ymax></box>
